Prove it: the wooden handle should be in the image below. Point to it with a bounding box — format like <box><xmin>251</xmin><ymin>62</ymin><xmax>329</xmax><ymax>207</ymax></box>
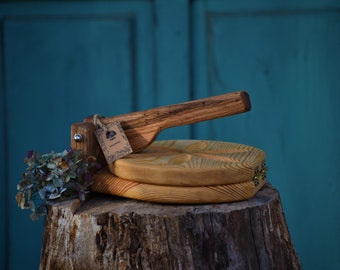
<box><xmin>157</xmin><ymin>90</ymin><xmax>250</xmax><ymax>130</ymax></box>
<box><xmin>99</xmin><ymin>91</ymin><xmax>250</xmax><ymax>130</ymax></box>
<box><xmin>81</xmin><ymin>91</ymin><xmax>251</xmax><ymax>154</ymax></box>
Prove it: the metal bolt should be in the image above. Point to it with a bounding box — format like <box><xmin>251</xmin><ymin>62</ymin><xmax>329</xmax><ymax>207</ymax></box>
<box><xmin>74</xmin><ymin>133</ymin><xmax>83</xmax><ymax>142</ymax></box>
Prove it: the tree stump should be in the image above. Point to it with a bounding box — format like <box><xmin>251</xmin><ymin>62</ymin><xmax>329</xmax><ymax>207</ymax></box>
<box><xmin>39</xmin><ymin>183</ymin><xmax>301</xmax><ymax>270</ymax></box>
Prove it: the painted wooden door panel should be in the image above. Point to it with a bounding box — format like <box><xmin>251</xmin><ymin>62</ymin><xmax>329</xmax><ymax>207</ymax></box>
<box><xmin>0</xmin><ymin>21</ymin><xmax>6</xmax><ymax>270</ymax></box>
<box><xmin>6</xmin><ymin>17</ymin><xmax>135</xmax><ymax>270</ymax></box>
<box><xmin>1</xmin><ymin>2</ymin><xmax>157</xmax><ymax>269</ymax></box>
<box><xmin>154</xmin><ymin>0</ymin><xmax>192</xmax><ymax>140</ymax></box>
<box><xmin>192</xmin><ymin>1</ymin><xmax>340</xmax><ymax>270</ymax></box>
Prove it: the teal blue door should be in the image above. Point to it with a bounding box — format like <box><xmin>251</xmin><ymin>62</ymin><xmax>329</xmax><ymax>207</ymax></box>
<box><xmin>1</xmin><ymin>1</ymin><xmax>339</xmax><ymax>269</ymax></box>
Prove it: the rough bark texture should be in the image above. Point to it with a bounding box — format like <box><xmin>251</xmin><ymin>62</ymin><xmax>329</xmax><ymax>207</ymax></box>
<box><xmin>39</xmin><ymin>183</ymin><xmax>301</xmax><ymax>270</ymax></box>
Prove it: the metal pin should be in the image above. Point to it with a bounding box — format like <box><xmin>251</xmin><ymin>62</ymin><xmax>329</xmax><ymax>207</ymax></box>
<box><xmin>74</xmin><ymin>133</ymin><xmax>83</xmax><ymax>142</ymax></box>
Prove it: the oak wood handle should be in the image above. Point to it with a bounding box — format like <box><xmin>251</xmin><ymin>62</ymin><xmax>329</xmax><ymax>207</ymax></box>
<box><xmin>158</xmin><ymin>91</ymin><xmax>250</xmax><ymax>131</ymax></box>
<box><xmin>82</xmin><ymin>91</ymin><xmax>251</xmax><ymax>154</ymax></box>
<box><xmin>100</xmin><ymin>91</ymin><xmax>250</xmax><ymax>130</ymax></box>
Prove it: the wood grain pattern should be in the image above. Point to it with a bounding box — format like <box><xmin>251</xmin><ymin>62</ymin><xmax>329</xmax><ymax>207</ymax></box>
<box><xmin>71</xmin><ymin>122</ymin><xmax>107</xmax><ymax>166</ymax></box>
<box><xmin>110</xmin><ymin>140</ymin><xmax>266</xmax><ymax>186</ymax></box>
<box><xmin>71</xmin><ymin>122</ymin><xmax>97</xmax><ymax>156</ymax></box>
<box><xmin>40</xmin><ymin>184</ymin><xmax>301</xmax><ymax>270</ymax></box>
<box><xmin>91</xmin><ymin>166</ymin><xmax>266</xmax><ymax>204</ymax></box>
<box><xmin>83</xmin><ymin>91</ymin><xmax>251</xmax><ymax>153</ymax></box>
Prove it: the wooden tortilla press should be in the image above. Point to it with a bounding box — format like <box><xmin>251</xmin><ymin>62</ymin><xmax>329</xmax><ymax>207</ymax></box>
<box><xmin>71</xmin><ymin>91</ymin><xmax>267</xmax><ymax>203</ymax></box>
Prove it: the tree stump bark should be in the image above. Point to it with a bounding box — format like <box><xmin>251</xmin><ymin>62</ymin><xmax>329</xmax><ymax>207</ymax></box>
<box><xmin>39</xmin><ymin>183</ymin><xmax>301</xmax><ymax>270</ymax></box>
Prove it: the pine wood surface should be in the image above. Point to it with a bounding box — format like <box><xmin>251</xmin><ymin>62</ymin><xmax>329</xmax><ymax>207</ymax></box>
<box><xmin>91</xmin><ymin>166</ymin><xmax>266</xmax><ymax>204</ymax></box>
<box><xmin>39</xmin><ymin>183</ymin><xmax>301</xmax><ymax>270</ymax></box>
<box><xmin>110</xmin><ymin>140</ymin><xmax>266</xmax><ymax>186</ymax></box>
<box><xmin>82</xmin><ymin>91</ymin><xmax>250</xmax><ymax>153</ymax></box>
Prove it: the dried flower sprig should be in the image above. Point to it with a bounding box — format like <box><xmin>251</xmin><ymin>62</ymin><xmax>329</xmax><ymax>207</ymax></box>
<box><xmin>16</xmin><ymin>149</ymin><xmax>99</xmax><ymax>220</ymax></box>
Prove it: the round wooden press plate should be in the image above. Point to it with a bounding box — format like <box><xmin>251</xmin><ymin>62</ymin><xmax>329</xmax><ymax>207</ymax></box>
<box><xmin>91</xmin><ymin>166</ymin><xmax>266</xmax><ymax>204</ymax></box>
<box><xmin>109</xmin><ymin>140</ymin><xmax>265</xmax><ymax>186</ymax></box>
